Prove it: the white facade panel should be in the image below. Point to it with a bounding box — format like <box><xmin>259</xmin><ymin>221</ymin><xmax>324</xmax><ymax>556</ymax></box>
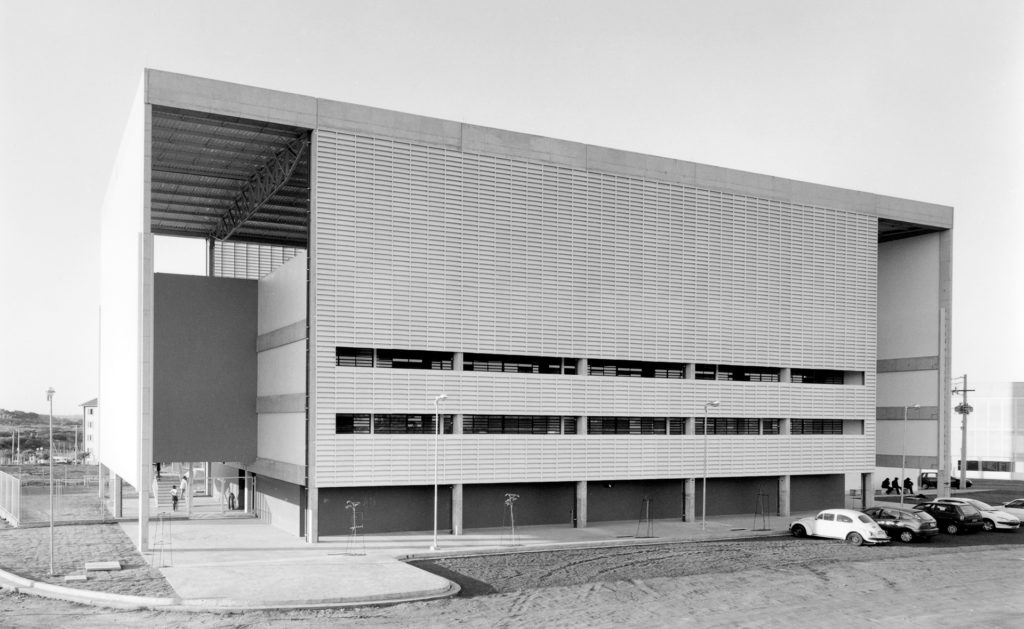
<box><xmin>311</xmin><ymin>129</ymin><xmax>879</xmax><ymax>487</ymax></box>
<box><xmin>257</xmin><ymin>412</ymin><xmax>306</xmax><ymax>467</ymax></box>
<box><xmin>257</xmin><ymin>343</ymin><xmax>305</xmax><ymax>398</ymax></box>
<box><xmin>257</xmin><ymin>251</ymin><xmax>307</xmax><ymax>334</ymax></box>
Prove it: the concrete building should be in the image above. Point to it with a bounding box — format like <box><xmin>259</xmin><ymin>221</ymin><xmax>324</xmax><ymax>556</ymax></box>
<box><xmin>951</xmin><ymin>382</ymin><xmax>1024</xmax><ymax>481</ymax></box>
<box><xmin>99</xmin><ymin>70</ymin><xmax>953</xmax><ymax>547</ymax></box>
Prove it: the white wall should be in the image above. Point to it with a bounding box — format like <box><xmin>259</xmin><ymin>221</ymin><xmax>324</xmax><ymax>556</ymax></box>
<box><xmin>256</xmin><ymin>253</ymin><xmax>307</xmax><ymax>472</ymax></box>
<box><xmin>99</xmin><ymin>79</ymin><xmax>147</xmax><ymax>489</ymax></box>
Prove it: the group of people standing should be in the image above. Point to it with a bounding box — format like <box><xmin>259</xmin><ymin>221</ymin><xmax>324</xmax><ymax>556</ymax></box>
<box><xmin>882</xmin><ymin>476</ymin><xmax>914</xmax><ymax>495</ymax></box>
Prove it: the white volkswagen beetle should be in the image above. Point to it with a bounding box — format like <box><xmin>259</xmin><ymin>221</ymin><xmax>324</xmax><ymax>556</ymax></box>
<box><xmin>790</xmin><ymin>508</ymin><xmax>890</xmax><ymax>546</ymax></box>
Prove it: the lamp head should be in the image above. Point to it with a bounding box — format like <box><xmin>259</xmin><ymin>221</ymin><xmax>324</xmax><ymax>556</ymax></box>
<box><xmin>46</xmin><ymin>388</ymin><xmax>55</xmax><ymax>402</ymax></box>
<box><xmin>435</xmin><ymin>394</ymin><xmax>448</xmax><ymax>403</ymax></box>
<box><xmin>910</xmin><ymin>404</ymin><xmax>920</xmax><ymax>409</ymax></box>
<box><xmin>705</xmin><ymin>400</ymin><xmax>720</xmax><ymax>409</ymax></box>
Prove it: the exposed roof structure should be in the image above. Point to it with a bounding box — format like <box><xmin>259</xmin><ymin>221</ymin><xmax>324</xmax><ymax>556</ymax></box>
<box><xmin>150</xmin><ymin>106</ymin><xmax>310</xmax><ymax>248</ymax></box>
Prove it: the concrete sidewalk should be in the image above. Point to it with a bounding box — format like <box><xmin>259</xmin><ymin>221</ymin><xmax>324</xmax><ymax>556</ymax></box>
<box><xmin>0</xmin><ymin>498</ymin><xmax>806</xmax><ymax>611</ymax></box>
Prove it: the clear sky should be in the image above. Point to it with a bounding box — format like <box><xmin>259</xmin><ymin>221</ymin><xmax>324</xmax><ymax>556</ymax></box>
<box><xmin>1</xmin><ymin>1</ymin><xmax>1021</xmax><ymax>415</ymax></box>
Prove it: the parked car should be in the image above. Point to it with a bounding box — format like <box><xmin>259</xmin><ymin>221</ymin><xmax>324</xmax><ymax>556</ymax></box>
<box><xmin>935</xmin><ymin>498</ymin><xmax>1021</xmax><ymax>531</ymax></box>
<box><xmin>913</xmin><ymin>501</ymin><xmax>984</xmax><ymax>534</ymax></box>
<box><xmin>918</xmin><ymin>472</ymin><xmax>972</xmax><ymax>489</ymax></box>
<box><xmin>790</xmin><ymin>509</ymin><xmax>890</xmax><ymax>546</ymax></box>
<box><xmin>862</xmin><ymin>505</ymin><xmax>939</xmax><ymax>542</ymax></box>
<box><xmin>999</xmin><ymin>499</ymin><xmax>1024</xmax><ymax>521</ymax></box>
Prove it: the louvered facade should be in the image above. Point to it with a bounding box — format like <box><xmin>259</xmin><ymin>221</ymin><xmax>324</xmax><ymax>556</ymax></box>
<box><xmin>99</xmin><ymin>70</ymin><xmax>953</xmax><ymax>546</ymax></box>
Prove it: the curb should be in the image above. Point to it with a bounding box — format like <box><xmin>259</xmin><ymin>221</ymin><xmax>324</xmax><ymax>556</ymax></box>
<box><xmin>0</xmin><ymin>565</ymin><xmax>460</xmax><ymax>612</ymax></box>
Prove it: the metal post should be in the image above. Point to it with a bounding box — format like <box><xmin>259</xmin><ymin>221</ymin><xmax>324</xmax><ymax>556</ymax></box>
<box><xmin>702</xmin><ymin>400</ymin><xmax>719</xmax><ymax>530</ymax></box>
<box><xmin>46</xmin><ymin>387</ymin><xmax>55</xmax><ymax>576</ymax></box>
<box><xmin>901</xmin><ymin>404</ymin><xmax>919</xmax><ymax>507</ymax></box>
<box><xmin>431</xmin><ymin>394</ymin><xmax>447</xmax><ymax>551</ymax></box>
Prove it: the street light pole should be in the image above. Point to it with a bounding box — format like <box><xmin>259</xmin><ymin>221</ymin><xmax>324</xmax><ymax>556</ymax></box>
<box><xmin>46</xmin><ymin>387</ymin><xmax>55</xmax><ymax>576</ymax></box>
<box><xmin>702</xmin><ymin>400</ymin><xmax>720</xmax><ymax>530</ymax></box>
<box><xmin>431</xmin><ymin>393</ymin><xmax>448</xmax><ymax>551</ymax></box>
<box><xmin>900</xmin><ymin>404</ymin><xmax>919</xmax><ymax>507</ymax></box>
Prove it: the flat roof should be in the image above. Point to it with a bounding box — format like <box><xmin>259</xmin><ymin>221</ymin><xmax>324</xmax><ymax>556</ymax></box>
<box><xmin>143</xmin><ymin>69</ymin><xmax>952</xmax><ymax>248</ymax></box>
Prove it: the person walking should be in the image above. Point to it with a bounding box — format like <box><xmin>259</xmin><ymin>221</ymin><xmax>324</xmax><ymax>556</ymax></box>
<box><xmin>170</xmin><ymin>486</ymin><xmax>179</xmax><ymax>511</ymax></box>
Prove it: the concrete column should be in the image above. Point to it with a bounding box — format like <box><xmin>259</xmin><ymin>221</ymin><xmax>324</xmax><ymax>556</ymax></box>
<box><xmin>110</xmin><ymin>474</ymin><xmax>122</xmax><ymax>518</ymax></box>
<box><xmin>780</xmin><ymin>367</ymin><xmax>792</xmax><ymax>383</ymax></box>
<box><xmin>780</xmin><ymin>417</ymin><xmax>791</xmax><ymax>435</ymax></box>
<box><xmin>452</xmin><ymin>483</ymin><xmax>464</xmax><ymax>535</ymax></box>
<box><xmin>778</xmin><ymin>475</ymin><xmax>791</xmax><ymax>517</ymax></box>
<box><xmin>453</xmin><ymin>351</ymin><xmax>463</xmax><ymax>371</ymax></box>
<box><xmin>577</xmin><ymin>415</ymin><xmax>587</xmax><ymax>435</ymax></box>
<box><xmin>683</xmin><ymin>478</ymin><xmax>696</xmax><ymax>521</ymax></box>
<box><xmin>685</xmin><ymin>417</ymin><xmax>696</xmax><ymax>435</ymax></box>
<box><xmin>306</xmin><ymin>485</ymin><xmax>318</xmax><ymax>543</ymax></box>
<box><xmin>684</xmin><ymin>363</ymin><xmax>696</xmax><ymax>379</ymax></box>
<box><xmin>577</xmin><ymin>357</ymin><xmax>588</xmax><ymax>375</ymax></box>
<box><xmin>454</xmin><ymin>413</ymin><xmax>463</xmax><ymax>435</ymax></box>
<box><xmin>575</xmin><ymin>480</ymin><xmax>588</xmax><ymax>528</ymax></box>
<box><xmin>863</xmin><ymin>472</ymin><xmax>875</xmax><ymax>508</ymax></box>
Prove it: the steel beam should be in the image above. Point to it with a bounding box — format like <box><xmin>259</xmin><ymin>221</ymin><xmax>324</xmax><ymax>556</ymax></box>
<box><xmin>212</xmin><ymin>135</ymin><xmax>309</xmax><ymax>242</ymax></box>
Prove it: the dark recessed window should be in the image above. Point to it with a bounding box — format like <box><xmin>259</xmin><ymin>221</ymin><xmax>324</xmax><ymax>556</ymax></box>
<box><xmin>589</xmin><ymin>360</ymin><xmax>686</xmax><ymax>378</ymax></box>
<box><xmin>791</xmin><ymin>369</ymin><xmax>844</xmax><ymax>384</ymax></box>
<box><xmin>790</xmin><ymin>419</ymin><xmax>843</xmax><ymax>435</ymax></box>
<box><xmin>377</xmin><ymin>349</ymin><xmax>453</xmax><ymax>370</ymax></box>
<box><xmin>374</xmin><ymin>414</ymin><xmax>451</xmax><ymax>434</ymax></box>
<box><xmin>588</xmin><ymin>417</ymin><xmax>668</xmax><ymax>435</ymax></box>
<box><xmin>336</xmin><ymin>347</ymin><xmax>374</xmax><ymax>367</ymax></box>
<box><xmin>715</xmin><ymin>365</ymin><xmax>780</xmax><ymax>383</ymax></box>
<box><xmin>464</xmin><ymin>415</ymin><xmax>572</xmax><ymax>435</ymax></box>
<box><xmin>464</xmin><ymin>354</ymin><xmax>574</xmax><ymax>374</ymax></box>
<box><xmin>695</xmin><ymin>418</ymin><xmax>761</xmax><ymax>435</ymax></box>
<box><xmin>335</xmin><ymin>414</ymin><xmax>370</xmax><ymax>434</ymax></box>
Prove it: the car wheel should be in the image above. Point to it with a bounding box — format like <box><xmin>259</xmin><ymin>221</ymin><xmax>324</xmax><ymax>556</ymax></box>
<box><xmin>846</xmin><ymin>532</ymin><xmax>864</xmax><ymax>546</ymax></box>
<box><xmin>899</xmin><ymin>529</ymin><xmax>914</xmax><ymax>543</ymax></box>
<box><xmin>982</xmin><ymin>519</ymin><xmax>995</xmax><ymax>532</ymax></box>
<box><xmin>792</xmin><ymin>525</ymin><xmax>806</xmax><ymax>538</ymax></box>
<box><xmin>945</xmin><ymin>523</ymin><xmax>959</xmax><ymax>535</ymax></box>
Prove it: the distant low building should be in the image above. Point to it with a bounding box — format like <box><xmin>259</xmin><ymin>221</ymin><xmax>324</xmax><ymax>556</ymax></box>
<box><xmin>951</xmin><ymin>382</ymin><xmax>1023</xmax><ymax>481</ymax></box>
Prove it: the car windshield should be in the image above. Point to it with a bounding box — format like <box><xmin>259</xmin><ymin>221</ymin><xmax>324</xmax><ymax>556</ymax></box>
<box><xmin>959</xmin><ymin>505</ymin><xmax>981</xmax><ymax>516</ymax></box>
<box><xmin>857</xmin><ymin>515</ymin><xmax>873</xmax><ymax>523</ymax></box>
<box><xmin>911</xmin><ymin>511</ymin><xmax>935</xmax><ymax>522</ymax></box>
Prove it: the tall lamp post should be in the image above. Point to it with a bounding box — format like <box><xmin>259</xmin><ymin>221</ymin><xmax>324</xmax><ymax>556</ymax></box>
<box><xmin>900</xmin><ymin>404</ymin><xmax>919</xmax><ymax>507</ymax></box>
<box><xmin>46</xmin><ymin>387</ymin><xmax>55</xmax><ymax>576</ymax></box>
<box><xmin>430</xmin><ymin>393</ymin><xmax>448</xmax><ymax>551</ymax></box>
<box><xmin>702</xmin><ymin>400</ymin><xmax>720</xmax><ymax>530</ymax></box>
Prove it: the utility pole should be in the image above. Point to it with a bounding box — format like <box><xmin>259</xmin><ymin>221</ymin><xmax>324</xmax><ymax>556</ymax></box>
<box><xmin>952</xmin><ymin>375</ymin><xmax>974</xmax><ymax>490</ymax></box>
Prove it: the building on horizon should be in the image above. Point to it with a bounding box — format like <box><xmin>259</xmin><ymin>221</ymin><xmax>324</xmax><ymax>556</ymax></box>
<box><xmin>951</xmin><ymin>382</ymin><xmax>1024</xmax><ymax>481</ymax></box>
<box><xmin>99</xmin><ymin>70</ymin><xmax>954</xmax><ymax>546</ymax></box>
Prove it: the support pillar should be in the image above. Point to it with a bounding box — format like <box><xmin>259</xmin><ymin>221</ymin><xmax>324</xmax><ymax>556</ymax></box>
<box><xmin>452</xmin><ymin>483</ymin><xmax>463</xmax><ymax>535</ymax></box>
<box><xmin>778</xmin><ymin>475</ymin><xmax>791</xmax><ymax>517</ymax></box>
<box><xmin>110</xmin><ymin>474</ymin><xmax>122</xmax><ymax>518</ymax></box>
<box><xmin>780</xmin><ymin>367</ymin><xmax>792</xmax><ymax>383</ymax></box>
<box><xmin>684</xmin><ymin>363</ymin><xmax>696</xmax><ymax>379</ymax></box>
<box><xmin>863</xmin><ymin>472</ymin><xmax>875</xmax><ymax>508</ymax></box>
<box><xmin>575</xmin><ymin>480</ymin><xmax>588</xmax><ymax>528</ymax></box>
<box><xmin>683</xmin><ymin>478</ymin><xmax>695</xmax><ymax>521</ymax></box>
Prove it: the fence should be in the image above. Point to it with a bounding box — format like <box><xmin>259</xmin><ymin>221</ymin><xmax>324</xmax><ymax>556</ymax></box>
<box><xmin>0</xmin><ymin>470</ymin><xmax>21</xmax><ymax>526</ymax></box>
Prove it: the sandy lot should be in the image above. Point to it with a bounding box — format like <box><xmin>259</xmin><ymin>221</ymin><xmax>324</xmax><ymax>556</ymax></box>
<box><xmin>3</xmin><ymin>536</ymin><xmax>1022</xmax><ymax>628</ymax></box>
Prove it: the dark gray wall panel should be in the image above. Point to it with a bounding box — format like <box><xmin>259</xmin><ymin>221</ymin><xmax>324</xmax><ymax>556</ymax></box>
<box><xmin>587</xmin><ymin>479</ymin><xmax>682</xmax><ymax>522</ymax></box>
<box><xmin>153</xmin><ymin>273</ymin><xmax>257</xmax><ymax>462</ymax></box>
<box><xmin>790</xmin><ymin>474</ymin><xmax>845</xmax><ymax>512</ymax></box>
<box><xmin>319</xmin><ymin>486</ymin><xmax>447</xmax><ymax>536</ymax></box>
<box><xmin>694</xmin><ymin>477</ymin><xmax>781</xmax><ymax>517</ymax></box>
<box><xmin>463</xmin><ymin>483</ymin><xmax>575</xmax><ymax>529</ymax></box>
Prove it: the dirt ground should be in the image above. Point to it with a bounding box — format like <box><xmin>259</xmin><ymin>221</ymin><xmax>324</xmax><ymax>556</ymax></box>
<box><xmin>2</xmin><ymin>537</ymin><xmax>1022</xmax><ymax>628</ymax></box>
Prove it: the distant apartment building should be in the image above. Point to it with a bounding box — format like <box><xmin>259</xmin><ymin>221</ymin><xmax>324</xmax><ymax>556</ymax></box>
<box><xmin>80</xmin><ymin>398</ymin><xmax>98</xmax><ymax>463</ymax></box>
<box><xmin>99</xmin><ymin>70</ymin><xmax>953</xmax><ymax>546</ymax></box>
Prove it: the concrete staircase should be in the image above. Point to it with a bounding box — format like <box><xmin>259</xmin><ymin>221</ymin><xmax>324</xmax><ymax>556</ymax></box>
<box><xmin>154</xmin><ymin>475</ymin><xmax>182</xmax><ymax>514</ymax></box>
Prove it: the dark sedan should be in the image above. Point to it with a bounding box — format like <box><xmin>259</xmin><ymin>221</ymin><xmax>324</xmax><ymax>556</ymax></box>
<box><xmin>913</xmin><ymin>501</ymin><xmax>984</xmax><ymax>535</ymax></box>
<box><xmin>862</xmin><ymin>505</ymin><xmax>939</xmax><ymax>542</ymax></box>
